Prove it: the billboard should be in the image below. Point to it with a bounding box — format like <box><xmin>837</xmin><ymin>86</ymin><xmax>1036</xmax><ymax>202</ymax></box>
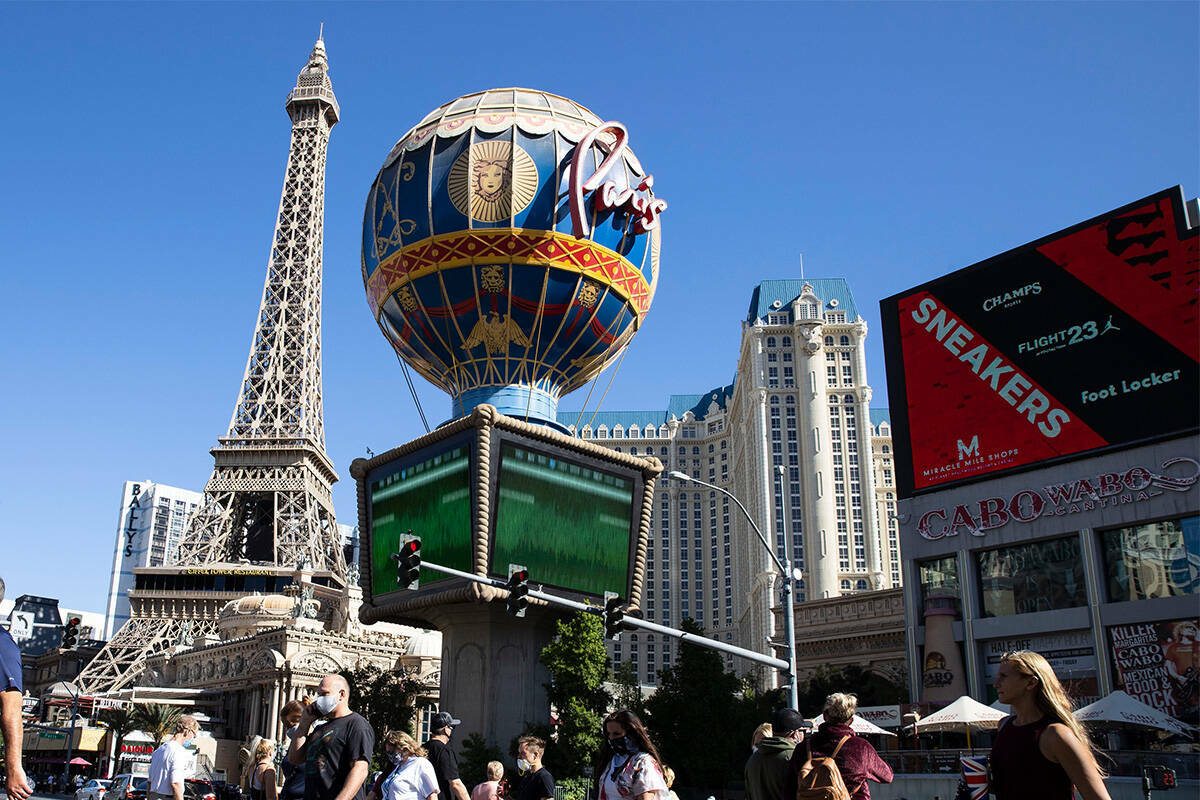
<box><xmin>353</xmin><ymin>406</ymin><xmax>660</xmax><ymax>622</ymax></box>
<box><xmin>369</xmin><ymin>435</ymin><xmax>474</xmax><ymax>594</ymax></box>
<box><xmin>1108</xmin><ymin>618</ymin><xmax>1200</xmax><ymax>726</ymax></box>
<box><xmin>880</xmin><ymin>187</ymin><xmax>1198</xmax><ymax>496</ymax></box>
<box><xmin>492</xmin><ymin>441</ymin><xmax>636</xmax><ymax>598</ymax></box>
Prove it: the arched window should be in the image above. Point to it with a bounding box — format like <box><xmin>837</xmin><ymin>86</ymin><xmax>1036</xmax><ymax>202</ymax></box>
<box><xmin>840</xmin><ymin>579</ymin><xmax>851</xmax><ymax>591</ymax></box>
<box><xmin>770</xmin><ymin>396</ymin><xmax>780</xmax><ymax>405</ymax></box>
<box><xmin>839</xmin><ymin>335</ymin><xmax>850</xmax><ymax>347</ymax></box>
<box><xmin>824</xmin><ymin>336</ymin><xmax>834</xmax><ymax>347</ymax></box>
<box><xmin>782</xmin><ymin>336</ymin><xmax>792</xmax><ymax>347</ymax></box>
<box><xmin>785</xmin><ymin>396</ymin><xmax>795</xmax><ymax>404</ymax></box>
<box><xmin>630</xmin><ymin>447</ymin><xmax>638</xmax><ymax>455</ymax></box>
<box><xmin>855</xmin><ymin>579</ymin><xmax>868</xmax><ymax>591</ymax></box>
<box><xmin>766</xmin><ymin>336</ymin><xmax>776</xmax><ymax>348</ymax></box>
<box><xmin>882</xmin><ymin>445</ymin><xmax>890</xmax><ymax>453</ymax></box>
<box><xmin>581</xmin><ymin>426</ymin><xmax>592</xmax><ymax>438</ymax></box>
<box><xmin>660</xmin><ymin>447</ymin><xmax>668</xmax><ymax>456</ymax></box>
<box><xmin>613</xmin><ymin>426</ymin><xmax>624</xmax><ymax>439</ymax></box>
<box><xmin>844</xmin><ymin>394</ymin><xmax>855</xmax><ymax>405</ymax></box>
<box><xmin>829</xmin><ymin>395</ymin><xmax>839</xmax><ymax>404</ymax></box>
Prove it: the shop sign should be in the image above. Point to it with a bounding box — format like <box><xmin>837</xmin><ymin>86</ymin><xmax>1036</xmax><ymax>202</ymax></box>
<box><xmin>123</xmin><ymin>484</ymin><xmax>142</xmax><ymax>557</ymax></box>
<box><xmin>916</xmin><ymin>456</ymin><xmax>1199</xmax><ymax>540</ymax></box>
<box><xmin>94</xmin><ymin>697</ymin><xmax>132</xmax><ymax>711</ymax></box>
<box><xmin>121</xmin><ymin>744</ymin><xmax>154</xmax><ymax>755</ymax></box>
<box><xmin>180</xmin><ymin>568</ymin><xmax>273</xmax><ymax>576</ymax></box>
<box><xmin>856</xmin><ymin>705</ymin><xmax>901</xmax><ymax>728</ymax></box>
<box><xmin>1109</xmin><ymin>618</ymin><xmax>1200</xmax><ymax>726</ymax></box>
<box><xmin>569</xmin><ymin>122</ymin><xmax>667</xmax><ymax>239</ymax></box>
<box><xmin>981</xmin><ymin>631</ymin><xmax>1096</xmax><ymax>681</ymax></box>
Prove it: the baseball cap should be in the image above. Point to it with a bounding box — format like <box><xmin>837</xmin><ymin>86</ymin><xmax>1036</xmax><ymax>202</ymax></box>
<box><xmin>431</xmin><ymin>711</ymin><xmax>461</xmax><ymax>730</ymax></box>
<box><xmin>772</xmin><ymin>708</ymin><xmax>807</xmax><ymax>734</ymax></box>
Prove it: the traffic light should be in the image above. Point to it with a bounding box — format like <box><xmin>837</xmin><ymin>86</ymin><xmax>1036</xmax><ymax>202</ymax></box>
<box><xmin>603</xmin><ymin>592</ymin><xmax>624</xmax><ymax>639</ymax></box>
<box><xmin>506</xmin><ymin>565</ymin><xmax>529</xmax><ymax>617</ymax></box>
<box><xmin>391</xmin><ymin>533</ymin><xmax>421</xmax><ymax>590</ymax></box>
<box><xmin>61</xmin><ymin>616</ymin><xmax>82</xmax><ymax>650</ymax></box>
<box><xmin>1144</xmin><ymin>765</ymin><xmax>1176</xmax><ymax>791</ymax></box>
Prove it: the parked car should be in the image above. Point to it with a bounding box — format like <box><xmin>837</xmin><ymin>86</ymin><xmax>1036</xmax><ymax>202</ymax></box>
<box><xmin>108</xmin><ymin>774</ymin><xmax>149</xmax><ymax>800</ymax></box>
<box><xmin>185</xmin><ymin>779</ymin><xmax>217</xmax><ymax>800</ymax></box>
<box><xmin>76</xmin><ymin>778</ymin><xmax>112</xmax><ymax>800</ymax></box>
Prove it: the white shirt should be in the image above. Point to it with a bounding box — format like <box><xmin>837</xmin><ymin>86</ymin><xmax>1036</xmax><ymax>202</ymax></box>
<box><xmin>381</xmin><ymin>757</ymin><xmax>439</xmax><ymax>800</ymax></box>
<box><xmin>600</xmin><ymin>753</ymin><xmax>668</xmax><ymax>800</ymax></box>
<box><xmin>149</xmin><ymin>739</ymin><xmax>194</xmax><ymax>795</ymax></box>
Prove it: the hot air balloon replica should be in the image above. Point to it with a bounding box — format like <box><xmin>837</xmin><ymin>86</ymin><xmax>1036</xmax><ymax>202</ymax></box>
<box><xmin>351</xmin><ymin>89</ymin><xmax>666</xmax><ymax>742</ymax></box>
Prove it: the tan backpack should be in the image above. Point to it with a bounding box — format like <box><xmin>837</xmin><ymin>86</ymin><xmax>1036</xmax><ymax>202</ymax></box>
<box><xmin>795</xmin><ymin>735</ymin><xmax>862</xmax><ymax>800</ymax></box>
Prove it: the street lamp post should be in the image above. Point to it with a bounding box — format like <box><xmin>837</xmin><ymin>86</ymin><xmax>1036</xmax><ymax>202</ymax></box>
<box><xmin>667</xmin><ymin>470</ymin><xmax>799</xmax><ymax>711</ymax></box>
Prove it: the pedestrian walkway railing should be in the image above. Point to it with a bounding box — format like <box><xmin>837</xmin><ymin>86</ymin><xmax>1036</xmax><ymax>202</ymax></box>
<box><xmin>880</xmin><ymin>749</ymin><xmax>1199</xmax><ymax>779</ymax></box>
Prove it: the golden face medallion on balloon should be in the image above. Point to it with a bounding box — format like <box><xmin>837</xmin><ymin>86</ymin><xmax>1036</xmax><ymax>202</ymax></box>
<box><xmin>448</xmin><ymin>140</ymin><xmax>538</xmax><ymax>222</ymax></box>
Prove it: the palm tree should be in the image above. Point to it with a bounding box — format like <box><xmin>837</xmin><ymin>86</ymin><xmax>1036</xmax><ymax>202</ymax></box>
<box><xmin>96</xmin><ymin>708</ymin><xmax>138</xmax><ymax>776</ymax></box>
<box><xmin>132</xmin><ymin>704</ymin><xmax>182</xmax><ymax>745</ymax></box>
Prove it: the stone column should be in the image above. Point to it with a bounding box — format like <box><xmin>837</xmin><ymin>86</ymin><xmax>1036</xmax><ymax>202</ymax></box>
<box><xmin>421</xmin><ymin>601</ymin><xmax>560</xmax><ymax>751</ymax></box>
<box><xmin>268</xmin><ymin>681</ymin><xmax>282</xmax><ymax>741</ymax></box>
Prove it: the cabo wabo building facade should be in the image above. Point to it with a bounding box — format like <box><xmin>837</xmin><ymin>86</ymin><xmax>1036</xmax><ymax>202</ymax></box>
<box><xmin>880</xmin><ymin>186</ymin><xmax>1199</xmax><ymax>725</ymax></box>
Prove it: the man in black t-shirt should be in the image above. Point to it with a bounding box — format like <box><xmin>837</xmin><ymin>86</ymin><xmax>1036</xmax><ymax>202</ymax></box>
<box><xmin>287</xmin><ymin>674</ymin><xmax>375</xmax><ymax>800</ymax></box>
<box><xmin>514</xmin><ymin>736</ymin><xmax>553</xmax><ymax>800</ymax></box>
<box><xmin>423</xmin><ymin>712</ymin><xmax>469</xmax><ymax>800</ymax></box>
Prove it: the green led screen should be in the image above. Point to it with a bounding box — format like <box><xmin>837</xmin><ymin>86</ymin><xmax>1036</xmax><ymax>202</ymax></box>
<box><xmin>492</xmin><ymin>442</ymin><xmax>634</xmax><ymax>598</ymax></box>
<box><xmin>370</xmin><ymin>443</ymin><xmax>473</xmax><ymax>595</ymax></box>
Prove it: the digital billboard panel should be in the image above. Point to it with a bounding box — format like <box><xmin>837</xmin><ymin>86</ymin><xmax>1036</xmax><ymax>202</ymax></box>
<box><xmin>369</xmin><ymin>438</ymin><xmax>473</xmax><ymax>597</ymax></box>
<box><xmin>881</xmin><ymin>187</ymin><xmax>1198</xmax><ymax>496</ymax></box>
<box><xmin>491</xmin><ymin>440</ymin><xmax>636</xmax><ymax>599</ymax></box>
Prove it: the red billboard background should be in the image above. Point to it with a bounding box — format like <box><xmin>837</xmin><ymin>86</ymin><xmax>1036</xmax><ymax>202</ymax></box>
<box><xmin>881</xmin><ymin>187</ymin><xmax>1198</xmax><ymax>496</ymax></box>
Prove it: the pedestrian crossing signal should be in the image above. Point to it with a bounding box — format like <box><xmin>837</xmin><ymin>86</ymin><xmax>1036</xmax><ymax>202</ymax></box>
<box><xmin>506</xmin><ymin>565</ymin><xmax>529</xmax><ymax>617</ymax></box>
<box><xmin>603</xmin><ymin>593</ymin><xmax>624</xmax><ymax>639</ymax></box>
<box><xmin>392</xmin><ymin>534</ymin><xmax>422</xmax><ymax>590</ymax></box>
<box><xmin>61</xmin><ymin>616</ymin><xmax>82</xmax><ymax>650</ymax></box>
<box><xmin>1144</xmin><ymin>765</ymin><xmax>1176</xmax><ymax>790</ymax></box>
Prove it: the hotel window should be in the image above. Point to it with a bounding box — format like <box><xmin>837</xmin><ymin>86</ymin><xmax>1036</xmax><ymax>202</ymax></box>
<box><xmin>1101</xmin><ymin>515</ymin><xmax>1199</xmax><ymax>601</ymax></box>
<box><xmin>976</xmin><ymin>536</ymin><xmax>1086</xmax><ymax>617</ymax></box>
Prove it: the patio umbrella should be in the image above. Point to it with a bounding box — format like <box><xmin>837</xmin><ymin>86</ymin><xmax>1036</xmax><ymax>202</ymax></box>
<box><xmin>1074</xmin><ymin>691</ymin><xmax>1195</xmax><ymax>737</ymax></box>
<box><xmin>69</xmin><ymin>757</ymin><xmax>92</xmax><ymax>766</ymax></box>
<box><xmin>808</xmin><ymin>713</ymin><xmax>898</xmax><ymax>736</ymax></box>
<box><xmin>911</xmin><ymin>695</ymin><xmax>1008</xmax><ymax>747</ymax></box>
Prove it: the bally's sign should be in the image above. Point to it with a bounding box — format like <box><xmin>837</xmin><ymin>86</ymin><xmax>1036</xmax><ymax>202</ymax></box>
<box><xmin>880</xmin><ymin>186</ymin><xmax>1198</xmax><ymax>497</ymax></box>
<box><xmin>917</xmin><ymin>456</ymin><xmax>1199</xmax><ymax>540</ymax></box>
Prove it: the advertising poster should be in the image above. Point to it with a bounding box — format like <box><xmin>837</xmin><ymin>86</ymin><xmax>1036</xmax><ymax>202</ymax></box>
<box><xmin>981</xmin><ymin>631</ymin><xmax>1098</xmax><ymax>704</ymax></box>
<box><xmin>880</xmin><ymin>187</ymin><xmax>1198</xmax><ymax>496</ymax></box>
<box><xmin>1108</xmin><ymin>618</ymin><xmax>1200</xmax><ymax>725</ymax></box>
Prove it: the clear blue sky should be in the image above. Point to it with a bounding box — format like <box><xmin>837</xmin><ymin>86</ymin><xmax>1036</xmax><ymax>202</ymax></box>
<box><xmin>2</xmin><ymin>2</ymin><xmax>1196</xmax><ymax>614</ymax></box>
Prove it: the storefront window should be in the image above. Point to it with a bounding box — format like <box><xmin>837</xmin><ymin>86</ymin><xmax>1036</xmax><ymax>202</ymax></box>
<box><xmin>1101</xmin><ymin>515</ymin><xmax>1199</xmax><ymax>601</ymax></box>
<box><xmin>976</xmin><ymin>535</ymin><xmax>1086</xmax><ymax>617</ymax></box>
<box><xmin>919</xmin><ymin>555</ymin><xmax>960</xmax><ymax>616</ymax></box>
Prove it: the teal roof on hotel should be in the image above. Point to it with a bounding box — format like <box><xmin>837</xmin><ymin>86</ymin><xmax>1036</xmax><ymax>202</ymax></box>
<box><xmin>746</xmin><ymin>279</ymin><xmax>859</xmax><ymax>322</ymax></box>
<box><xmin>557</xmin><ymin>383</ymin><xmax>734</xmax><ymax>429</ymax></box>
<box><xmin>870</xmin><ymin>408</ymin><xmax>891</xmax><ymax>428</ymax></box>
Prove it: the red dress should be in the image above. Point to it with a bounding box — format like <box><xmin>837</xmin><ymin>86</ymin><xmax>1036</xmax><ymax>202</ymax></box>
<box><xmin>988</xmin><ymin>717</ymin><xmax>1073</xmax><ymax>800</ymax></box>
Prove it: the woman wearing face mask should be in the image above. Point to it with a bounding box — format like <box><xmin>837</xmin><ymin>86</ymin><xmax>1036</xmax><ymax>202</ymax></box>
<box><xmin>278</xmin><ymin>702</ymin><xmax>306</xmax><ymax>800</ymax></box>
<box><xmin>593</xmin><ymin>710</ymin><xmax>668</xmax><ymax>800</ymax></box>
<box><xmin>367</xmin><ymin>731</ymin><xmax>439</xmax><ymax>800</ymax></box>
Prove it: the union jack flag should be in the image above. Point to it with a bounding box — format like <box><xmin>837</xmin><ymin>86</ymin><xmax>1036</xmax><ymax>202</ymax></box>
<box><xmin>960</xmin><ymin>755</ymin><xmax>989</xmax><ymax>800</ymax></box>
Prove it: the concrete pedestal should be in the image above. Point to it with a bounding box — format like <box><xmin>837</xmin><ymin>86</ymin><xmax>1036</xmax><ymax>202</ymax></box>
<box><xmin>422</xmin><ymin>601</ymin><xmax>564</xmax><ymax>750</ymax></box>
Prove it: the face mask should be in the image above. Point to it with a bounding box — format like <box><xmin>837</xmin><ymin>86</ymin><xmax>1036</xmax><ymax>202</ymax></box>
<box><xmin>286</xmin><ymin>725</ymin><xmax>300</xmax><ymax>739</ymax></box>
<box><xmin>608</xmin><ymin>736</ymin><xmax>632</xmax><ymax>755</ymax></box>
<box><xmin>388</xmin><ymin>753</ymin><xmax>402</xmax><ymax>765</ymax></box>
<box><xmin>312</xmin><ymin>694</ymin><xmax>339</xmax><ymax>717</ymax></box>
<box><xmin>516</xmin><ymin>759</ymin><xmax>530</xmax><ymax>773</ymax></box>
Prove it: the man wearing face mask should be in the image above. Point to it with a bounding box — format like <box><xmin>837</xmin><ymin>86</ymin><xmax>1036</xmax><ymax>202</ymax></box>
<box><xmin>147</xmin><ymin>715</ymin><xmax>200</xmax><ymax>800</ymax></box>
<box><xmin>287</xmin><ymin>674</ymin><xmax>375</xmax><ymax>800</ymax></box>
<box><xmin>514</xmin><ymin>736</ymin><xmax>553</xmax><ymax>800</ymax></box>
<box><xmin>421</xmin><ymin>712</ymin><xmax>469</xmax><ymax>800</ymax></box>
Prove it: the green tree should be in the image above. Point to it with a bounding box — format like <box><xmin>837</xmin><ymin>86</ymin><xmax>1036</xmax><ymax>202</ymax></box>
<box><xmin>132</xmin><ymin>703</ymin><xmax>181</xmax><ymax>744</ymax></box>
<box><xmin>539</xmin><ymin>611</ymin><xmax>611</xmax><ymax>779</ymax></box>
<box><xmin>458</xmin><ymin>732</ymin><xmax>504</xmax><ymax>791</ymax></box>
<box><xmin>97</xmin><ymin>708</ymin><xmax>139</xmax><ymax>772</ymax></box>
<box><xmin>611</xmin><ymin>660</ymin><xmax>645</xmax><ymax>719</ymax></box>
<box><xmin>796</xmin><ymin>664</ymin><xmax>906</xmax><ymax>713</ymax></box>
<box><xmin>339</xmin><ymin>664</ymin><xmax>420</xmax><ymax>764</ymax></box>
<box><xmin>644</xmin><ymin>619</ymin><xmax>746</xmax><ymax>792</ymax></box>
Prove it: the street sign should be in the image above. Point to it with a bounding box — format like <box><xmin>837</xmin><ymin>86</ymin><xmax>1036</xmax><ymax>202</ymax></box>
<box><xmin>38</xmin><ymin>731</ymin><xmax>66</xmax><ymax>740</ymax></box>
<box><xmin>93</xmin><ymin>697</ymin><xmax>132</xmax><ymax>711</ymax></box>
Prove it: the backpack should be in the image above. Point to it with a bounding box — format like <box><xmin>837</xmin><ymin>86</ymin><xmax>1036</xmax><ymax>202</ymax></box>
<box><xmin>795</xmin><ymin>735</ymin><xmax>862</xmax><ymax>800</ymax></box>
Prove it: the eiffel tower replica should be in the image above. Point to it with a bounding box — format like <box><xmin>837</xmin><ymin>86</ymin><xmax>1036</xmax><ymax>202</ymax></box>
<box><xmin>78</xmin><ymin>34</ymin><xmax>346</xmax><ymax>695</ymax></box>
